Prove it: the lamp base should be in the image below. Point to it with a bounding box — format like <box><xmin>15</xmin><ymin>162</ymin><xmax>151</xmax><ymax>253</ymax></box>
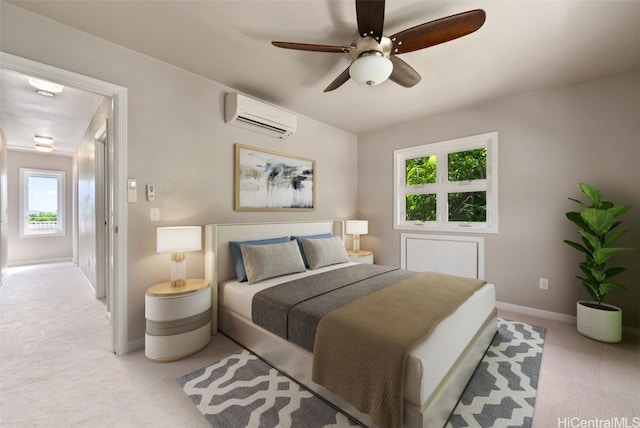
<box><xmin>170</xmin><ymin>253</ymin><xmax>187</xmax><ymax>287</ymax></box>
<box><xmin>170</xmin><ymin>279</ymin><xmax>187</xmax><ymax>288</ymax></box>
<box><xmin>351</xmin><ymin>234</ymin><xmax>361</xmax><ymax>253</ymax></box>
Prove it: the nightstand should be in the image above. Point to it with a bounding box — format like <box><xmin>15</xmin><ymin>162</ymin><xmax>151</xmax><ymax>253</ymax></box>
<box><xmin>145</xmin><ymin>278</ymin><xmax>211</xmax><ymax>362</ymax></box>
<box><xmin>347</xmin><ymin>250</ymin><xmax>374</xmax><ymax>264</ymax></box>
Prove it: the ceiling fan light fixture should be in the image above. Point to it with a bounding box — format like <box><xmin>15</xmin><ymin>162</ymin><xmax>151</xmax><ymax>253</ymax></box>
<box><xmin>349</xmin><ymin>51</ymin><xmax>392</xmax><ymax>87</ymax></box>
<box><xmin>28</xmin><ymin>77</ymin><xmax>64</xmax><ymax>94</ymax></box>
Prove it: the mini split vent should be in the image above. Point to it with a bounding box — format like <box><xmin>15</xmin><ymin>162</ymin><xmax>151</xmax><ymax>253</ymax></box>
<box><xmin>224</xmin><ymin>93</ymin><xmax>297</xmax><ymax>139</ymax></box>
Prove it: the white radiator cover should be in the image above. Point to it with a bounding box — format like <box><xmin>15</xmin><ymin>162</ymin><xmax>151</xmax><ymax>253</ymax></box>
<box><xmin>401</xmin><ymin>234</ymin><xmax>484</xmax><ymax>279</ymax></box>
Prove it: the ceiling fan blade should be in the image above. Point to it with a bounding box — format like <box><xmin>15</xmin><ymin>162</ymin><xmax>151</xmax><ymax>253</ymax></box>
<box><xmin>324</xmin><ymin>66</ymin><xmax>351</xmax><ymax>92</ymax></box>
<box><xmin>356</xmin><ymin>0</ymin><xmax>385</xmax><ymax>41</ymax></box>
<box><xmin>390</xmin><ymin>9</ymin><xmax>486</xmax><ymax>55</ymax></box>
<box><xmin>272</xmin><ymin>41</ymin><xmax>355</xmax><ymax>53</ymax></box>
<box><xmin>389</xmin><ymin>56</ymin><xmax>422</xmax><ymax>88</ymax></box>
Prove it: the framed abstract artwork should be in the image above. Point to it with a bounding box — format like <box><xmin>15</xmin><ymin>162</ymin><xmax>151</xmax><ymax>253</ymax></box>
<box><xmin>235</xmin><ymin>144</ymin><xmax>316</xmax><ymax>211</ymax></box>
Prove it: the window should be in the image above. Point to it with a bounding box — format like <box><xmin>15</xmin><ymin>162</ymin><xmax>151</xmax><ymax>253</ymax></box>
<box><xmin>20</xmin><ymin>168</ymin><xmax>66</xmax><ymax>237</ymax></box>
<box><xmin>394</xmin><ymin>132</ymin><xmax>498</xmax><ymax>233</ymax></box>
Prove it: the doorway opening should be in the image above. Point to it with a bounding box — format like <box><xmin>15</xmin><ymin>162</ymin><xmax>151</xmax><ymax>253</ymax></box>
<box><xmin>0</xmin><ymin>52</ymin><xmax>129</xmax><ymax>354</ymax></box>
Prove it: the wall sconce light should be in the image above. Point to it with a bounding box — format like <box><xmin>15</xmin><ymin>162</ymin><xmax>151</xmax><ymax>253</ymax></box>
<box><xmin>345</xmin><ymin>220</ymin><xmax>368</xmax><ymax>253</ymax></box>
<box><xmin>157</xmin><ymin>226</ymin><xmax>202</xmax><ymax>287</ymax></box>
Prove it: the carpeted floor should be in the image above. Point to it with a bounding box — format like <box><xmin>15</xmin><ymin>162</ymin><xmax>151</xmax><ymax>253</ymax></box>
<box><xmin>1</xmin><ymin>263</ymin><xmax>638</xmax><ymax>427</ymax></box>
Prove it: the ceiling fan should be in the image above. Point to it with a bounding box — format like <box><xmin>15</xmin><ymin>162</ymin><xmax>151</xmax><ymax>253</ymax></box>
<box><xmin>272</xmin><ymin>0</ymin><xmax>486</xmax><ymax>92</ymax></box>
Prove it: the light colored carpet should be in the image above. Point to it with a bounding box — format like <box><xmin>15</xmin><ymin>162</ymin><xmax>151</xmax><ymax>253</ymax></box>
<box><xmin>1</xmin><ymin>263</ymin><xmax>638</xmax><ymax>427</ymax></box>
<box><xmin>0</xmin><ymin>263</ymin><xmax>238</xmax><ymax>427</ymax></box>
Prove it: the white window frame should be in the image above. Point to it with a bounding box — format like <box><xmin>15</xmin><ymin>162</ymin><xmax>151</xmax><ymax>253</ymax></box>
<box><xmin>394</xmin><ymin>131</ymin><xmax>498</xmax><ymax>233</ymax></box>
<box><xmin>20</xmin><ymin>168</ymin><xmax>66</xmax><ymax>237</ymax></box>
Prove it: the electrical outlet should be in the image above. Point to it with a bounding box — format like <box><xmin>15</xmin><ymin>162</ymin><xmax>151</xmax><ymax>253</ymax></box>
<box><xmin>539</xmin><ymin>278</ymin><xmax>549</xmax><ymax>290</ymax></box>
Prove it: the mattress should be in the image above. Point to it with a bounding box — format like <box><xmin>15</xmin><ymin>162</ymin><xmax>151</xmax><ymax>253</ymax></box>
<box><xmin>218</xmin><ymin>263</ymin><xmax>496</xmax><ymax>409</ymax></box>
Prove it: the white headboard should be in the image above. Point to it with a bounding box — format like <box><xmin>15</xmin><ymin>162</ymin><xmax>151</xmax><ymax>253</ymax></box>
<box><xmin>204</xmin><ymin>220</ymin><xmax>344</xmax><ymax>332</ymax></box>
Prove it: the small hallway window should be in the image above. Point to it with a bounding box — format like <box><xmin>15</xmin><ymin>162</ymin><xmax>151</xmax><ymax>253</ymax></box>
<box><xmin>20</xmin><ymin>168</ymin><xmax>66</xmax><ymax>237</ymax></box>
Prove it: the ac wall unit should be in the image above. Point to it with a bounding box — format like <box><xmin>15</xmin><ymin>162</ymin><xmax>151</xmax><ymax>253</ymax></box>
<box><xmin>225</xmin><ymin>93</ymin><xmax>297</xmax><ymax>139</ymax></box>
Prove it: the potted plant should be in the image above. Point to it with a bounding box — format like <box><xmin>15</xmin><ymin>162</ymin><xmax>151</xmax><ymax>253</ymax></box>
<box><xmin>564</xmin><ymin>183</ymin><xmax>636</xmax><ymax>343</ymax></box>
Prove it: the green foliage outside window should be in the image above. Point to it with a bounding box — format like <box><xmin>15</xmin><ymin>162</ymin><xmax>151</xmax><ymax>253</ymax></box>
<box><xmin>405</xmin><ymin>148</ymin><xmax>487</xmax><ymax>222</ymax></box>
<box><xmin>406</xmin><ymin>194</ymin><xmax>437</xmax><ymax>222</ymax></box>
<box><xmin>448</xmin><ymin>148</ymin><xmax>486</xmax><ymax>181</ymax></box>
<box><xmin>28</xmin><ymin>212</ymin><xmax>58</xmax><ymax>222</ymax></box>
<box><xmin>405</xmin><ymin>156</ymin><xmax>437</xmax><ymax>185</ymax></box>
<box><xmin>449</xmin><ymin>192</ymin><xmax>487</xmax><ymax>222</ymax></box>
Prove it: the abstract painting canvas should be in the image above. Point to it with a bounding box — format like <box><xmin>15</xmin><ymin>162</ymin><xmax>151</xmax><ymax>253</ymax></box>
<box><xmin>235</xmin><ymin>144</ymin><xmax>315</xmax><ymax>211</ymax></box>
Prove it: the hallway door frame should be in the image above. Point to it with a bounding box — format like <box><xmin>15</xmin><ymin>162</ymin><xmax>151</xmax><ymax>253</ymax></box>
<box><xmin>0</xmin><ymin>52</ymin><xmax>129</xmax><ymax>354</ymax></box>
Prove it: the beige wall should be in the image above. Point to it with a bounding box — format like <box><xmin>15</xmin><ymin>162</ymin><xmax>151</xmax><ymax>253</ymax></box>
<box><xmin>6</xmin><ymin>151</ymin><xmax>74</xmax><ymax>265</ymax></box>
<box><xmin>359</xmin><ymin>68</ymin><xmax>640</xmax><ymax>328</ymax></box>
<box><xmin>1</xmin><ymin>3</ymin><xmax>359</xmax><ymax>346</ymax></box>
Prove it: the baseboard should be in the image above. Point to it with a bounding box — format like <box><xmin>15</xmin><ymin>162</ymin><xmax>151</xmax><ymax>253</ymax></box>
<box><xmin>623</xmin><ymin>325</ymin><xmax>639</xmax><ymax>337</ymax></box>
<box><xmin>496</xmin><ymin>301</ymin><xmax>639</xmax><ymax>337</ymax></box>
<box><xmin>7</xmin><ymin>257</ymin><xmax>73</xmax><ymax>267</ymax></box>
<box><xmin>496</xmin><ymin>301</ymin><xmax>577</xmax><ymax>324</ymax></box>
<box><xmin>78</xmin><ymin>268</ymin><xmax>98</xmax><ymax>296</ymax></box>
<box><xmin>127</xmin><ymin>337</ymin><xmax>145</xmax><ymax>354</ymax></box>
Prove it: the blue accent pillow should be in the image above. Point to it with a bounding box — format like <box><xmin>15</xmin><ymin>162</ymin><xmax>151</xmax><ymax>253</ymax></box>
<box><xmin>229</xmin><ymin>236</ymin><xmax>289</xmax><ymax>282</ymax></box>
<box><xmin>291</xmin><ymin>233</ymin><xmax>333</xmax><ymax>267</ymax></box>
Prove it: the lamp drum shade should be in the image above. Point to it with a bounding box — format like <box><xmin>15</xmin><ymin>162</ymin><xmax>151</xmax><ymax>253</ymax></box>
<box><xmin>157</xmin><ymin>226</ymin><xmax>202</xmax><ymax>253</ymax></box>
<box><xmin>345</xmin><ymin>220</ymin><xmax>368</xmax><ymax>235</ymax></box>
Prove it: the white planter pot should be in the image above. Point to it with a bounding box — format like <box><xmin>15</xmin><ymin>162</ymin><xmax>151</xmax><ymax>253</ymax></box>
<box><xmin>576</xmin><ymin>301</ymin><xmax>622</xmax><ymax>343</ymax></box>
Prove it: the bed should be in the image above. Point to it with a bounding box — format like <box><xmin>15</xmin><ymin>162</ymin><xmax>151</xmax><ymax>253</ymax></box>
<box><xmin>204</xmin><ymin>220</ymin><xmax>497</xmax><ymax>428</ymax></box>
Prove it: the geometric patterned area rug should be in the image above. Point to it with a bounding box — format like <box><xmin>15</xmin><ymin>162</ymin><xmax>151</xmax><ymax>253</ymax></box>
<box><xmin>179</xmin><ymin>318</ymin><xmax>544</xmax><ymax>428</ymax></box>
<box><xmin>177</xmin><ymin>349</ymin><xmax>361</xmax><ymax>427</ymax></box>
<box><xmin>446</xmin><ymin>318</ymin><xmax>546</xmax><ymax>428</ymax></box>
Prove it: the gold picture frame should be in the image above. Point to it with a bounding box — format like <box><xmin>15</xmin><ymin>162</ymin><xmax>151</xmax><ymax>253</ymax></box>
<box><xmin>235</xmin><ymin>144</ymin><xmax>316</xmax><ymax>211</ymax></box>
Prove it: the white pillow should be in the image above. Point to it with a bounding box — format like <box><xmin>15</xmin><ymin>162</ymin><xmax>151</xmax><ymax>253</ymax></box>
<box><xmin>240</xmin><ymin>240</ymin><xmax>306</xmax><ymax>284</ymax></box>
<box><xmin>301</xmin><ymin>237</ymin><xmax>349</xmax><ymax>269</ymax></box>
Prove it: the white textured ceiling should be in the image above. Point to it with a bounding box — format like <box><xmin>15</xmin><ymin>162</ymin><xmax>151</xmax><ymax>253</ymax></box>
<box><xmin>0</xmin><ymin>68</ymin><xmax>103</xmax><ymax>155</ymax></box>
<box><xmin>2</xmin><ymin>0</ymin><xmax>640</xmax><ymax>152</ymax></box>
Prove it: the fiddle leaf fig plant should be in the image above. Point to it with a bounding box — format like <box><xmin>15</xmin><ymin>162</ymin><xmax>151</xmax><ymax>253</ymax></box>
<box><xmin>564</xmin><ymin>183</ymin><xmax>636</xmax><ymax>306</ymax></box>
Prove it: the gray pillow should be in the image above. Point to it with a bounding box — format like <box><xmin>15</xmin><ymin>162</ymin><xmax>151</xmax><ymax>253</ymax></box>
<box><xmin>240</xmin><ymin>240</ymin><xmax>306</xmax><ymax>284</ymax></box>
<box><xmin>301</xmin><ymin>237</ymin><xmax>349</xmax><ymax>269</ymax></box>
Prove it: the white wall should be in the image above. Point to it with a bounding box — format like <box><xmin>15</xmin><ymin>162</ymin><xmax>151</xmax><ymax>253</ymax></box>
<box><xmin>358</xmin><ymin>68</ymin><xmax>640</xmax><ymax>328</ymax></box>
<box><xmin>1</xmin><ymin>3</ymin><xmax>359</xmax><ymax>347</ymax></box>
<box><xmin>0</xmin><ymin>129</ymin><xmax>7</xmax><ymax>282</ymax></box>
<box><xmin>76</xmin><ymin>97</ymin><xmax>111</xmax><ymax>290</ymax></box>
<box><xmin>6</xmin><ymin>151</ymin><xmax>74</xmax><ymax>265</ymax></box>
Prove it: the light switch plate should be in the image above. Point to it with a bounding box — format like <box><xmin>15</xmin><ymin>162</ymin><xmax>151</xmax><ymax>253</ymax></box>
<box><xmin>127</xmin><ymin>179</ymin><xmax>137</xmax><ymax>203</ymax></box>
<box><xmin>150</xmin><ymin>208</ymin><xmax>160</xmax><ymax>222</ymax></box>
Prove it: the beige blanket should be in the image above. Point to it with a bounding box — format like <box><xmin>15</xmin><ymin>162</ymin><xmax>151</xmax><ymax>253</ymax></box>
<box><xmin>312</xmin><ymin>271</ymin><xmax>486</xmax><ymax>428</ymax></box>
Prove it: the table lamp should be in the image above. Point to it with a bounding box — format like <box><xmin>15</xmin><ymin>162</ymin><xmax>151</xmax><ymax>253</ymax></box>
<box><xmin>345</xmin><ymin>220</ymin><xmax>368</xmax><ymax>253</ymax></box>
<box><xmin>157</xmin><ymin>226</ymin><xmax>201</xmax><ymax>287</ymax></box>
